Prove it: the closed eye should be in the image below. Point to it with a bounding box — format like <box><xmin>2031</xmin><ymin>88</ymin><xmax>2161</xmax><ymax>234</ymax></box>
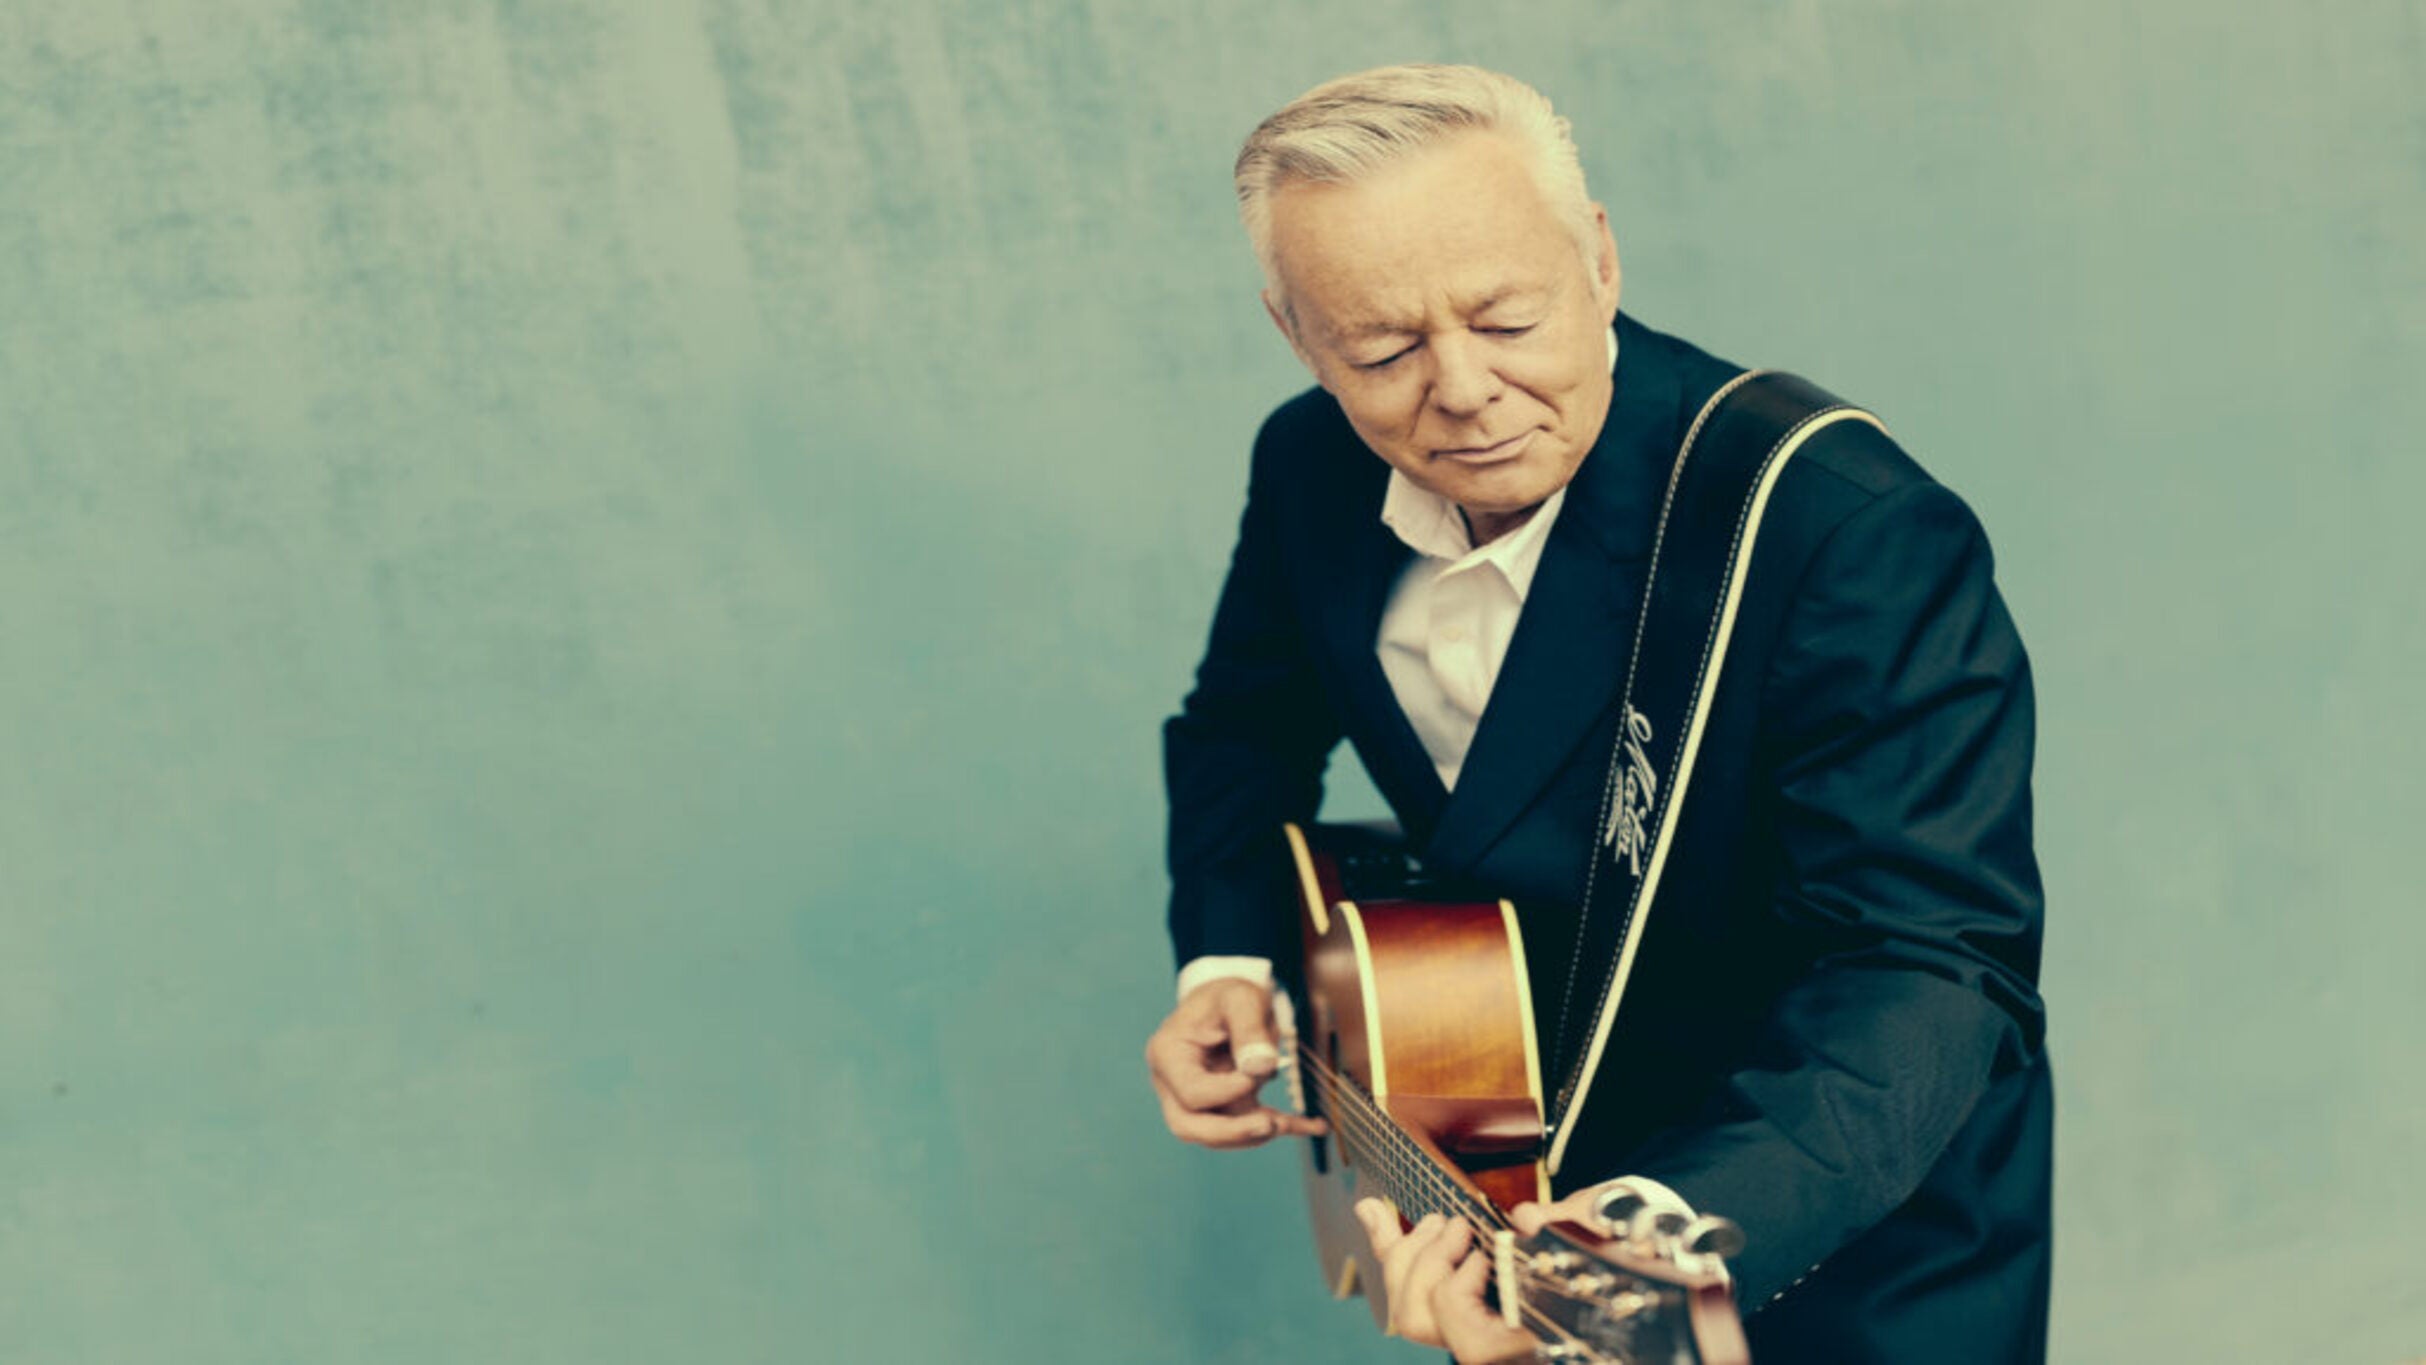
<box><xmin>1481</xmin><ymin>324</ymin><xmax>1535</xmax><ymax>336</ymax></box>
<box><xmin>1355</xmin><ymin>344</ymin><xmax>1416</xmax><ymax>371</ymax></box>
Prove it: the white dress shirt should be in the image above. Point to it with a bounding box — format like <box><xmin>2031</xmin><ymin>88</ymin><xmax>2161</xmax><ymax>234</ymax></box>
<box><xmin>1376</xmin><ymin>467</ymin><xmax>1567</xmax><ymax>791</ymax></box>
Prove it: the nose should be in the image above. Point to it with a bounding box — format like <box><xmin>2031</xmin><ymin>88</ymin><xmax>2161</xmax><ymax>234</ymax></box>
<box><xmin>1426</xmin><ymin>334</ymin><xmax>1502</xmax><ymax>418</ymax></box>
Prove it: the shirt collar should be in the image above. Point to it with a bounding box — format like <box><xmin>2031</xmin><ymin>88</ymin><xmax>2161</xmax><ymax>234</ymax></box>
<box><xmin>1376</xmin><ymin>324</ymin><xmax>1618</xmax><ymax>601</ymax></box>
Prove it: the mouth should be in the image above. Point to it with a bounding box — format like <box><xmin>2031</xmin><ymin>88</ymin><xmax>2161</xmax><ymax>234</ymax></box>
<box><xmin>1433</xmin><ymin>429</ymin><xmax>1537</xmax><ymax>466</ymax></box>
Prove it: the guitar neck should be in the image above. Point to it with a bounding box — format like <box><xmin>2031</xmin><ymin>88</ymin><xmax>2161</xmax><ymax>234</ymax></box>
<box><xmin>1296</xmin><ymin>1043</ymin><xmax>1505</xmax><ymax>1231</ymax></box>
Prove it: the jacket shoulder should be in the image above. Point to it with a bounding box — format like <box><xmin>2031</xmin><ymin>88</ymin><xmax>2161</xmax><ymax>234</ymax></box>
<box><xmin>1762</xmin><ymin>385</ymin><xmax>1963</xmax><ymax>538</ymax></box>
<box><xmin>1246</xmin><ymin>384</ymin><xmax>1379</xmax><ymax>505</ymax></box>
<box><xmin>1252</xmin><ymin>385</ymin><xmax>1352</xmax><ymax>460</ymax></box>
<box><xmin>1629</xmin><ymin>318</ymin><xmax>1938</xmax><ymax>525</ymax></box>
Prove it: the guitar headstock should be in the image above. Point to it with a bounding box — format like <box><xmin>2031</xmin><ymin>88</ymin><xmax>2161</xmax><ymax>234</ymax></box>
<box><xmin>1505</xmin><ymin>1200</ymin><xmax>1748</xmax><ymax>1364</ymax></box>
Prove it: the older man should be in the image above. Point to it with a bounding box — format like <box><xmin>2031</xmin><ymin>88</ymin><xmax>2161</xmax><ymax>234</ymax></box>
<box><xmin>1144</xmin><ymin>65</ymin><xmax>2050</xmax><ymax>1364</ymax></box>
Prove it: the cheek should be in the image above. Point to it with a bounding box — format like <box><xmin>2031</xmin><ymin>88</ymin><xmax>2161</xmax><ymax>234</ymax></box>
<box><xmin>1510</xmin><ymin>353</ymin><xmax>1600</xmax><ymax>418</ymax></box>
<box><xmin>1337</xmin><ymin>386</ymin><xmax>1427</xmax><ymax>443</ymax></box>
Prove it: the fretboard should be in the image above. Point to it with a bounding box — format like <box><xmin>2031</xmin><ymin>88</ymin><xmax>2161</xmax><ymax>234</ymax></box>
<box><xmin>1296</xmin><ymin>1044</ymin><xmax>1503</xmax><ymax>1233</ymax></box>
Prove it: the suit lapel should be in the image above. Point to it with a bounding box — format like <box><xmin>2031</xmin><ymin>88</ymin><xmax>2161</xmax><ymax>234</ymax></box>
<box><xmin>1423</xmin><ymin>315</ymin><xmax>1686</xmax><ymax>872</ymax></box>
<box><xmin>1304</xmin><ymin>459</ymin><xmax>1453</xmax><ymax>839</ymax></box>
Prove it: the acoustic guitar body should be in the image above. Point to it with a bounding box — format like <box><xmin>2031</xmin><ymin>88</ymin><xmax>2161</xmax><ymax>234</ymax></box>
<box><xmin>1281</xmin><ymin>822</ymin><xmax>1552</xmax><ymax>1330</ymax></box>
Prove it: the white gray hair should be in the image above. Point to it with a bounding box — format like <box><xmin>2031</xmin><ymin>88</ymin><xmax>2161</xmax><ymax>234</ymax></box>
<box><xmin>1234</xmin><ymin>63</ymin><xmax>1599</xmax><ymax>313</ymax></box>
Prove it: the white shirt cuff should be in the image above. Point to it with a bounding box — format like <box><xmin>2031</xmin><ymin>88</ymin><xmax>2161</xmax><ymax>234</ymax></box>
<box><xmin>1174</xmin><ymin>954</ymin><xmax>1275</xmax><ymax>1003</ymax></box>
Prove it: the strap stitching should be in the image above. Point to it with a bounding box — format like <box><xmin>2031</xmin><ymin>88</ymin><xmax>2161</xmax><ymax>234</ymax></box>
<box><xmin>1547</xmin><ymin>367</ymin><xmax>1762</xmax><ymax>1116</ymax></box>
<box><xmin>1549</xmin><ymin>379</ymin><xmax>1865</xmax><ymax>1137</ymax></box>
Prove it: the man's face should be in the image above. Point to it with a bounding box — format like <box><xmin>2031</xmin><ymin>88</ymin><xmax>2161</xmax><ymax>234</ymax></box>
<box><xmin>1263</xmin><ymin>130</ymin><xmax>1622</xmax><ymax>532</ymax></box>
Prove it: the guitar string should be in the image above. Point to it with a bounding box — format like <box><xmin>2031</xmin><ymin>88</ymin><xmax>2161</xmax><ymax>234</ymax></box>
<box><xmin>1293</xmin><ymin>1047</ymin><xmax>1488</xmax><ymax>1220</ymax></box>
<box><xmin>1307</xmin><ymin>1075</ymin><xmax>1472</xmax><ymax>1232</ymax></box>
<box><xmin>1312</xmin><ymin>1085</ymin><xmax>1490</xmax><ymax>1235</ymax></box>
<box><xmin>1287</xmin><ymin>1021</ymin><xmax>1680</xmax><ymax>1307</ymax></box>
<box><xmin>1290</xmin><ymin>1047</ymin><xmax>1669</xmax><ymax>1309</ymax></box>
<box><xmin>1296</xmin><ymin>1050</ymin><xmax>1507</xmax><ymax>1239</ymax></box>
<box><xmin>1291</xmin><ymin>1055</ymin><xmax>1446</xmax><ymax>1219</ymax></box>
<box><xmin>1294</xmin><ymin>1047</ymin><xmax>1706</xmax><ymax>1293</ymax></box>
<box><xmin>1304</xmin><ymin>1080</ymin><xmax>1489</xmax><ymax>1246</ymax></box>
<box><xmin>1291</xmin><ymin>1054</ymin><xmax>1623</xmax><ymax>1359</ymax></box>
<box><xmin>1310</xmin><ymin>1081</ymin><xmax>1552</xmax><ymax>1309</ymax></box>
<box><xmin>1294</xmin><ymin>1047</ymin><xmax>1513</xmax><ymax>1242</ymax></box>
<box><xmin>1296</xmin><ymin>1046</ymin><xmax>1497</xmax><ymax>1222</ymax></box>
<box><xmin>1286</xmin><ymin>1045</ymin><xmax>1412</xmax><ymax>1188</ymax></box>
<box><xmin>1293</xmin><ymin>1054</ymin><xmax>1651</xmax><ymax>1362</ymax></box>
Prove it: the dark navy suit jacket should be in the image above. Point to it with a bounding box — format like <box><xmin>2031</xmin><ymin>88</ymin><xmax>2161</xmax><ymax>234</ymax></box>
<box><xmin>1162</xmin><ymin>312</ymin><xmax>2053</xmax><ymax>1363</ymax></box>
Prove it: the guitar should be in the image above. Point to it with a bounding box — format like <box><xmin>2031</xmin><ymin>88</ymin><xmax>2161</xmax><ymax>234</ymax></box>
<box><xmin>1279</xmin><ymin>822</ymin><xmax>1752</xmax><ymax>1364</ymax></box>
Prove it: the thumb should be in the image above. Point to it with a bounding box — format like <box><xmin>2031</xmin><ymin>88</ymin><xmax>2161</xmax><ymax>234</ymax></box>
<box><xmin>1216</xmin><ymin>982</ymin><xmax>1279</xmax><ymax>1077</ymax></box>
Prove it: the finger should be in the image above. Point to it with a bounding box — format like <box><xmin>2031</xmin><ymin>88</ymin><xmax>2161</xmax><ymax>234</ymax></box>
<box><xmin>1272</xmin><ymin>1111</ymin><xmax>1328</xmax><ymax>1137</ymax></box>
<box><xmin>1156</xmin><ymin>1100</ymin><xmax>1276</xmax><ymax>1150</ymax></box>
<box><xmin>1151</xmin><ymin>1074</ymin><xmax>1320</xmax><ymax>1149</ymax></box>
<box><xmin>1163</xmin><ymin>983</ymin><xmax>1251</xmax><ymax>1055</ymax></box>
<box><xmin>1145</xmin><ymin>1029</ymin><xmax>1262</xmax><ymax>1111</ymax></box>
<box><xmin>1509</xmin><ymin>1188</ymin><xmax>1607</xmax><ymax>1237</ymax></box>
<box><xmin>1405</xmin><ymin>1217</ymin><xmax>1473</xmax><ymax>1288</ymax></box>
<box><xmin>1196</xmin><ymin>1085</ymin><xmax>1326</xmax><ymax>1137</ymax></box>
<box><xmin>1149</xmin><ymin>1074</ymin><xmax>1273</xmax><ymax>1148</ymax></box>
<box><xmin>1379</xmin><ymin>1214</ymin><xmax>1456</xmax><ymax>1345</ymax></box>
<box><xmin>1199</xmin><ymin>1088</ymin><xmax>1327</xmax><ymax>1139</ymax></box>
<box><xmin>1559</xmin><ymin>1188</ymin><xmax>1616</xmax><ymax>1231</ymax></box>
<box><xmin>1387</xmin><ymin>1217</ymin><xmax>1455</xmax><ymax>1348</ymax></box>
<box><xmin>1354</xmin><ymin>1198</ymin><xmax>1405</xmax><ymax>1257</ymax></box>
<box><xmin>1402</xmin><ymin>1219</ymin><xmax>1473</xmax><ymax>1315</ymax></box>
<box><xmin>1376</xmin><ymin>1210</ymin><xmax>1444</xmax><ymax>1286</ymax></box>
<box><xmin>1433</xmin><ymin>1250</ymin><xmax>1535</xmax><ymax>1364</ymax></box>
<box><xmin>1212</xmin><ymin>982</ymin><xmax>1279</xmax><ymax>1077</ymax></box>
<box><xmin>1221</xmin><ymin>1093</ymin><xmax>1325</xmax><ymax>1139</ymax></box>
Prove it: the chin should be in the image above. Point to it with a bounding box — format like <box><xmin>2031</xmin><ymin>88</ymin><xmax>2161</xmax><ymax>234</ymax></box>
<box><xmin>1440</xmin><ymin>459</ymin><xmax>1566</xmax><ymax>510</ymax></box>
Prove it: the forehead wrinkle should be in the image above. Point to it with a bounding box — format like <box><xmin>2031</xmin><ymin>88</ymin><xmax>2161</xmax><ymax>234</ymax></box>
<box><xmin>1465</xmin><ymin>282</ymin><xmax>1552</xmax><ymax>315</ymax></box>
<box><xmin>1323</xmin><ymin>279</ymin><xmax>1553</xmax><ymax>345</ymax></box>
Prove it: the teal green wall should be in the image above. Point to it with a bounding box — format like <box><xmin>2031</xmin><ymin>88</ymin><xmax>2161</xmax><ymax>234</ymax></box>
<box><xmin>3</xmin><ymin>3</ymin><xmax>2419</xmax><ymax>1361</ymax></box>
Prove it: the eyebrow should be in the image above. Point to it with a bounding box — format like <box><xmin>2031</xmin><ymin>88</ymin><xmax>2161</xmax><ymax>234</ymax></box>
<box><xmin>1338</xmin><ymin>320</ymin><xmax>1420</xmax><ymax>340</ymax></box>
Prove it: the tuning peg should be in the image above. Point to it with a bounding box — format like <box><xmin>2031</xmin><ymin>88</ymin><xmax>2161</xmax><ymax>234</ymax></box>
<box><xmin>1626</xmin><ymin>1207</ymin><xmax>1689</xmax><ymax>1246</ymax></box>
<box><xmin>1529</xmin><ymin>1249</ymin><xmax>1584</xmax><ymax>1275</ymax></box>
<box><xmin>1680</xmin><ymin>1214</ymin><xmax>1746</xmax><ymax>1260</ymax></box>
<box><xmin>1591</xmin><ymin>1186</ymin><xmax>1646</xmax><ymax>1231</ymax></box>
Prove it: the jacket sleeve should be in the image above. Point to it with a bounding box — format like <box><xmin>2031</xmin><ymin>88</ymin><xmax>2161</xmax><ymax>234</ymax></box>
<box><xmin>1161</xmin><ymin>415</ymin><xmax>1345</xmax><ymax>968</ymax></box>
<box><xmin>1616</xmin><ymin>479</ymin><xmax>2046</xmax><ymax>1309</ymax></box>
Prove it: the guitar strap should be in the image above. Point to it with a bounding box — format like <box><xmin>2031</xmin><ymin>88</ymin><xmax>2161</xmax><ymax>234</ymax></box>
<box><xmin>1541</xmin><ymin>369</ymin><xmax>1886</xmax><ymax>1176</ymax></box>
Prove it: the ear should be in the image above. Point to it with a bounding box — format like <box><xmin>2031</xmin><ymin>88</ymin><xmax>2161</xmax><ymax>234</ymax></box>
<box><xmin>1586</xmin><ymin>204</ymin><xmax>1622</xmax><ymax>324</ymax></box>
<box><xmin>1262</xmin><ymin>288</ymin><xmax>1324</xmax><ymax>381</ymax></box>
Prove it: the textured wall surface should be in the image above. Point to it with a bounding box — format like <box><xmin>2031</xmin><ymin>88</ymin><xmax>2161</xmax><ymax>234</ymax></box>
<box><xmin>2</xmin><ymin>2</ymin><xmax>2420</xmax><ymax>1361</ymax></box>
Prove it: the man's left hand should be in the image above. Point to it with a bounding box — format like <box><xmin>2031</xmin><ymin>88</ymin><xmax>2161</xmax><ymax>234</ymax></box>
<box><xmin>1351</xmin><ymin>1201</ymin><xmax>1525</xmax><ymax>1362</ymax></box>
<box><xmin>1355</xmin><ymin>1187</ymin><xmax>1619</xmax><ymax>1362</ymax></box>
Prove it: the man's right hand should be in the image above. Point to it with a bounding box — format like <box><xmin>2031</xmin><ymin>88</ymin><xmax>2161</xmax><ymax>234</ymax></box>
<box><xmin>1145</xmin><ymin>977</ymin><xmax>1328</xmax><ymax>1149</ymax></box>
